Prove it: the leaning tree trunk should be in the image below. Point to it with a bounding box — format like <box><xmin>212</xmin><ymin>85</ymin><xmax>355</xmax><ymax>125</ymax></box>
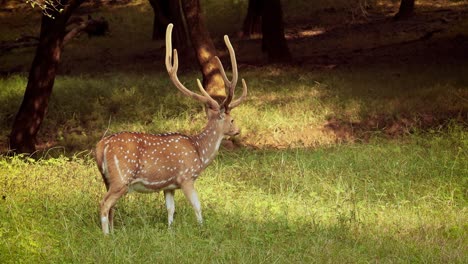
<box><xmin>9</xmin><ymin>0</ymin><xmax>84</xmax><ymax>154</ymax></box>
<box><xmin>181</xmin><ymin>0</ymin><xmax>226</xmax><ymax>103</ymax></box>
<box><xmin>261</xmin><ymin>0</ymin><xmax>291</xmax><ymax>63</ymax></box>
<box><xmin>394</xmin><ymin>0</ymin><xmax>415</xmax><ymax>20</ymax></box>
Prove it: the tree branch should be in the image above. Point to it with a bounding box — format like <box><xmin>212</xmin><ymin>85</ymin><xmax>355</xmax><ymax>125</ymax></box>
<box><xmin>63</xmin><ymin>20</ymin><xmax>88</xmax><ymax>44</ymax></box>
<box><xmin>63</xmin><ymin>16</ymin><xmax>109</xmax><ymax>44</ymax></box>
<box><xmin>0</xmin><ymin>36</ymin><xmax>39</xmax><ymax>54</ymax></box>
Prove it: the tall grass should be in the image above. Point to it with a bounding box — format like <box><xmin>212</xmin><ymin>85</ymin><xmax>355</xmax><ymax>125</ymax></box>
<box><xmin>0</xmin><ymin>128</ymin><xmax>466</xmax><ymax>263</ymax></box>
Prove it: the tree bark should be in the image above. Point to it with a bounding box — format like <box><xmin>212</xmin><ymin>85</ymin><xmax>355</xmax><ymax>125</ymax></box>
<box><xmin>148</xmin><ymin>0</ymin><xmax>169</xmax><ymax>40</ymax></box>
<box><xmin>9</xmin><ymin>0</ymin><xmax>84</xmax><ymax>154</ymax></box>
<box><xmin>240</xmin><ymin>0</ymin><xmax>291</xmax><ymax>62</ymax></box>
<box><xmin>241</xmin><ymin>0</ymin><xmax>262</xmax><ymax>38</ymax></box>
<box><xmin>149</xmin><ymin>0</ymin><xmax>188</xmax><ymax>51</ymax></box>
<box><xmin>394</xmin><ymin>0</ymin><xmax>415</xmax><ymax>20</ymax></box>
<box><xmin>181</xmin><ymin>0</ymin><xmax>226</xmax><ymax>103</ymax></box>
<box><xmin>261</xmin><ymin>0</ymin><xmax>291</xmax><ymax>63</ymax></box>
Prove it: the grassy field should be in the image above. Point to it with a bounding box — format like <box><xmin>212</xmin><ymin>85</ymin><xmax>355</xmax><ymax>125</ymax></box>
<box><xmin>1</xmin><ymin>0</ymin><xmax>467</xmax><ymax>263</ymax></box>
<box><xmin>0</xmin><ymin>130</ymin><xmax>466</xmax><ymax>263</ymax></box>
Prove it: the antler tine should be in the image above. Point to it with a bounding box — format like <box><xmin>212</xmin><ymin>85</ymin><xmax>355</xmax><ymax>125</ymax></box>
<box><xmin>216</xmin><ymin>35</ymin><xmax>247</xmax><ymax>111</ymax></box>
<box><xmin>216</xmin><ymin>35</ymin><xmax>239</xmax><ymax>111</ymax></box>
<box><xmin>228</xmin><ymin>79</ymin><xmax>248</xmax><ymax>109</ymax></box>
<box><xmin>165</xmin><ymin>24</ymin><xmax>175</xmax><ymax>73</ymax></box>
<box><xmin>214</xmin><ymin>57</ymin><xmax>230</xmax><ymax>89</ymax></box>
<box><xmin>165</xmin><ymin>24</ymin><xmax>219</xmax><ymax>110</ymax></box>
<box><xmin>223</xmin><ymin>35</ymin><xmax>238</xmax><ymax>88</ymax></box>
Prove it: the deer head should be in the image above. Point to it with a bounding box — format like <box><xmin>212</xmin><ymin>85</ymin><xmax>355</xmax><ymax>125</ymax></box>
<box><xmin>95</xmin><ymin>23</ymin><xmax>247</xmax><ymax>234</ymax></box>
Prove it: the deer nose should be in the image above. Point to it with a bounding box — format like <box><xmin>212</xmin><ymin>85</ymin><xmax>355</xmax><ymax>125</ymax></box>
<box><xmin>232</xmin><ymin>128</ymin><xmax>240</xmax><ymax>136</ymax></box>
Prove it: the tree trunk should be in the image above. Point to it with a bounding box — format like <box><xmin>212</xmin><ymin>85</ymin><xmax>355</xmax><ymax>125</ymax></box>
<box><xmin>168</xmin><ymin>0</ymin><xmax>189</xmax><ymax>52</ymax></box>
<box><xmin>149</xmin><ymin>0</ymin><xmax>188</xmax><ymax>51</ymax></box>
<box><xmin>261</xmin><ymin>0</ymin><xmax>291</xmax><ymax>63</ymax></box>
<box><xmin>9</xmin><ymin>0</ymin><xmax>83</xmax><ymax>154</ymax></box>
<box><xmin>241</xmin><ymin>0</ymin><xmax>262</xmax><ymax>38</ymax></box>
<box><xmin>181</xmin><ymin>0</ymin><xmax>226</xmax><ymax>103</ymax></box>
<box><xmin>149</xmin><ymin>0</ymin><xmax>169</xmax><ymax>40</ymax></box>
<box><xmin>394</xmin><ymin>0</ymin><xmax>415</xmax><ymax>20</ymax></box>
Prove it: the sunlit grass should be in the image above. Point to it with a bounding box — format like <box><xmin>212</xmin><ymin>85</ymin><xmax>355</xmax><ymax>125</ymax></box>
<box><xmin>0</xmin><ymin>129</ymin><xmax>466</xmax><ymax>263</ymax></box>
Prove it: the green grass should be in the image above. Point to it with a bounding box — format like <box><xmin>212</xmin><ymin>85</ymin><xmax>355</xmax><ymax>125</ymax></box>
<box><xmin>0</xmin><ymin>129</ymin><xmax>466</xmax><ymax>263</ymax></box>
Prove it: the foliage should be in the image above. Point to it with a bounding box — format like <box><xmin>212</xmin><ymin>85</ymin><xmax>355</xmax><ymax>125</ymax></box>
<box><xmin>25</xmin><ymin>0</ymin><xmax>65</xmax><ymax>18</ymax></box>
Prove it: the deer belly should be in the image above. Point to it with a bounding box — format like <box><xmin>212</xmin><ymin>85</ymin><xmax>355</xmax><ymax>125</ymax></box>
<box><xmin>128</xmin><ymin>178</ymin><xmax>177</xmax><ymax>193</ymax></box>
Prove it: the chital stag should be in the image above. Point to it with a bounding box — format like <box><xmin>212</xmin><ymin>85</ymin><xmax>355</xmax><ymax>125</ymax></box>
<box><xmin>95</xmin><ymin>24</ymin><xmax>247</xmax><ymax>234</ymax></box>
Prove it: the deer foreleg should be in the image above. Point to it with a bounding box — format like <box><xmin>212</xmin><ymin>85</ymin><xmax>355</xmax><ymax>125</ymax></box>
<box><xmin>181</xmin><ymin>182</ymin><xmax>203</xmax><ymax>225</ymax></box>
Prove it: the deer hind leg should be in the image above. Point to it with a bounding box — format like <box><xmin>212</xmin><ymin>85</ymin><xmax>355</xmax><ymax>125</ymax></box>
<box><xmin>181</xmin><ymin>181</ymin><xmax>203</xmax><ymax>225</ymax></box>
<box><xmin>164</xmin><ymin>190</ymin><xmax>175</xmax><ymax>227</ymax></box>
<box><xmin>100</xmin><ymin>186</ymin><xmax>128</xmax><ymax>234</ymax></box>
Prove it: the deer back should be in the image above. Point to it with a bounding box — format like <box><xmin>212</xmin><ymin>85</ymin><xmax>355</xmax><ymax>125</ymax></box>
<box><xmin>96</xmin><ymin>132</ymin><xmax>206</xmax><ymax>193</ymax></box>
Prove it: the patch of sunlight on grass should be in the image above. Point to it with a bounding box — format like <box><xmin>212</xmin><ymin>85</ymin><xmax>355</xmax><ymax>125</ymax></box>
<box><xmin>1</xmin><ymin>60</ymin><xmax>466</xmax><ymax>152</ymax></box>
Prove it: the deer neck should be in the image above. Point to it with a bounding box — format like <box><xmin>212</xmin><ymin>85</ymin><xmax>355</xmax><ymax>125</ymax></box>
<box><xmin>192</xmin><ymin>118</ymin><xmax>225</xmax><ymax>167</ymax></box>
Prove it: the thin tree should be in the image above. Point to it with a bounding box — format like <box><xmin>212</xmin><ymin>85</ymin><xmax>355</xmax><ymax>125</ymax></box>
<box><xmin>240</xmin><ymin>0</ymin><xmax>262</xmax><ymax>38</ymax></box>
<box><xmin>240</xmin><ymin>0</ymin><xmax>291</xmax><ymax>63</ymax></box>
<box><xmin>9</xmin><ymin>0</ymin><xmax>86</xmax><ymax>154</ymax></box>
<box><xmin>148</xmin><ymin>0</ymin><xmax>169</xmax><ymax>40</ymax></box>
<box><xmin>148</xmin><ymin>0</ymin><xmax>187</xmax><ymax>52</ymax></box>
<box><xmin>261</xmin><ymin>0</ymin><xmax>291</xmax><ymax>62</ymax></box>
<box><xmin>394</xmin><ymin>0</ymin><xmax>415</xmax><ymax>20</ymax></box>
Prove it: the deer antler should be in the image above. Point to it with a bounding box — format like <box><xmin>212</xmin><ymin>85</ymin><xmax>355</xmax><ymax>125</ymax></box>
<box><xmin>214</xmin><ymin>35</ymin><xmax>248</xmax><ymax>113</ymax></box>
<box><xmin>165</xmin><ymin>24</ymin><xmax>220</xmax><ymax>110</ymax></box>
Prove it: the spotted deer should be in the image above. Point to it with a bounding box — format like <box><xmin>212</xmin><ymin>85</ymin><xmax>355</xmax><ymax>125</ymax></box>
<box><xmin>95</xmin><ymin>24</ymin><xmax>247</xmax><ymax>234</ymax></box>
